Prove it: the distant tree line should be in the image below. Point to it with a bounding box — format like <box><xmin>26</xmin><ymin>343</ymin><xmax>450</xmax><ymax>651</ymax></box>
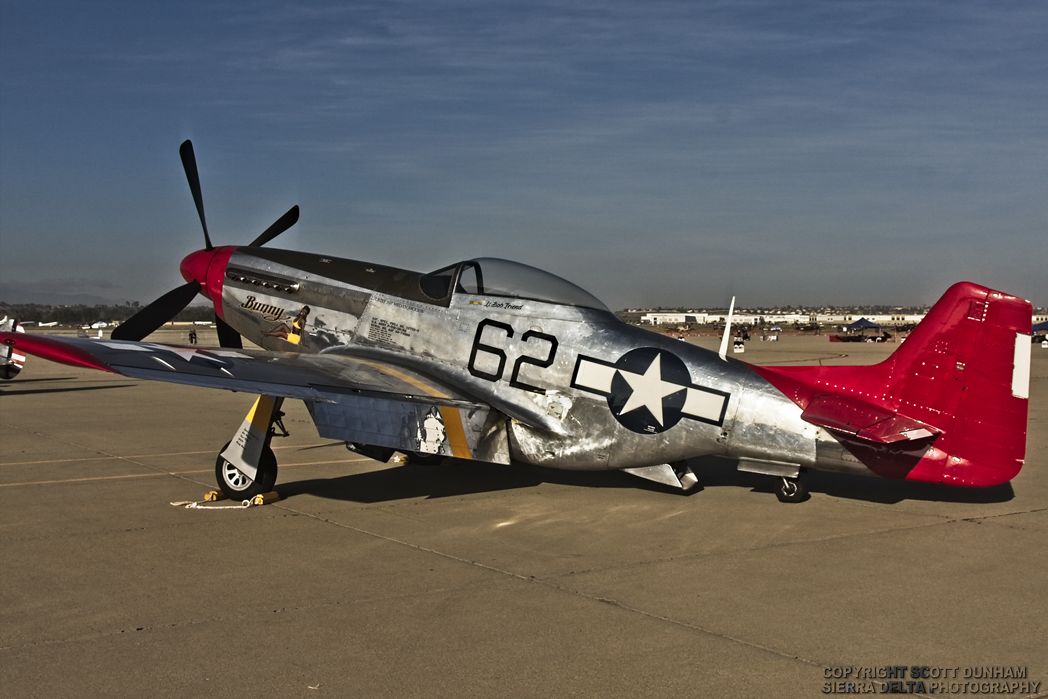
<box><xmin>0</xmin><ymin>302</ymin><xmax>214</xmax><ymax>326</ymax></box>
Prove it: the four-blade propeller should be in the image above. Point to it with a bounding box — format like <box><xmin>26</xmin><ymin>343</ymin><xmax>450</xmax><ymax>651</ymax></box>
<box><xmin>111</xmin><ymin>141</ymin><xmax>299</xmax><ymax>346</ymax></box>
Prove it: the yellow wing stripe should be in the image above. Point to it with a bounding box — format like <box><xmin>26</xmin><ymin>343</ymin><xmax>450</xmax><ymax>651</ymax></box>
<box><xmin>437</xmin><ymin>406</ymin><xmax>472</xmax><ymax>459</ymax></box>
<box><xmin>352</xmin><ymin>357</ymin><xmax>452</xmax><ymax>399</ymax></box>
<box><xmin>352</xmin><ymin>357</ymin><xmax>472</xmax><ymax>459</ymax></box>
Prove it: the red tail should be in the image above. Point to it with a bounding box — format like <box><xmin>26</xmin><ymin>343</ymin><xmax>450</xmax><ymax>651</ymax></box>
<box><xmin>755</xmin><ymin>282</ymin><xmax>1032</xmax><ymax>486</ymax></box>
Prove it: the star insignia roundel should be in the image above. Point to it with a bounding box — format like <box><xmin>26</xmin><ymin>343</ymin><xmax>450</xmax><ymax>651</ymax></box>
<box><xmin>571</xmin><ymin>347</ymin><xmax>730</xmax><ymax>434</ymax></box>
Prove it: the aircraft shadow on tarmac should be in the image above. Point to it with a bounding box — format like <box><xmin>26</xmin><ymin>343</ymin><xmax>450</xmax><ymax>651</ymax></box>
<box><xmin>278</xmin><ymin>460</ymin><xmax>625</xmax><ymax>503</ymax></box>
<box><xmin>0</xmin><ymin>376</ymin><xmax>77</xmax><ymax>384</ymax></box>
<box><xmin>0</xmin><ymin>384</ymin><xmax>135</xmax><ymax>397</ymax></box>
<box><xmin>690</xmin><ymin>456</ymin><xmax>1015</xmax><ymax>505</ymax></box>
<box><xmin>278</xmin><ymin>453</ymin><xmax>1014</xmax><ymax>505</ymax></box>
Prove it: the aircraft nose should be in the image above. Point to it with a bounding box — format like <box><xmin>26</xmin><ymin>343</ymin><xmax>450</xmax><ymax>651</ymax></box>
<box><xmin>180</xmin><ymin>248</ymin><xmax>214</xmax><ymax>286</ymax></box>
<box><xmin>179</xmin><ymin>246</ymin><xmax>236</xmax><ymax>311</ymax></box>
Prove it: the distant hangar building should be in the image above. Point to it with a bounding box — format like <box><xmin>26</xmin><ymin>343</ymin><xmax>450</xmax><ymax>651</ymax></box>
<box><xmin>640</xmin><ymin>311</ymin><xmax>813</xmax><ymax>326</ymax></box>
<box><xmin>640</xmin><ymin>312</ymin><xmax>708</xmax><ymax>325</ymax></box>
<box><xmin>639</xmin><ymin>311</ymin><xmax>928</xmax><ymax>326</ymax></box>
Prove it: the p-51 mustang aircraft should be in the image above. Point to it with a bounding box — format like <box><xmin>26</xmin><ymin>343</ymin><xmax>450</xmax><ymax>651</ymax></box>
<box><xmin>1</xmin><ymin>142</ymin><xmax>1033</xmax><ymax>503</ymax></box>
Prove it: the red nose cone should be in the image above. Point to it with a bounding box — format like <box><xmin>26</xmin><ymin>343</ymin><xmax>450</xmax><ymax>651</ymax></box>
<box><xmin>180</xmin><ymin>248</ymin><xmax>214</xmax><ymax>286</ymax></box>
<box><xmin>179</xmin><ymin>246</ymin><xmax>236</xmax><ymax>316</ymax></box>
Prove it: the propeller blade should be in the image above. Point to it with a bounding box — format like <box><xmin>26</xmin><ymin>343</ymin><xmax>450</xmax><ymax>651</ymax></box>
<box><xmin>248</xmin><ymin>205</ymin><xmax>299</xmax><ymax>247</ymax></box>
<box><xmin>179</xmin><ymin>140</ymin><xmax>213</xmax><ymax>250</ymax></box>
<box><xmin>215</xmin><ymin>315</ymin><xmax>243</xmax><ymax>349</ymax></box>
<box><xmin>111</xmin><ymin>281</ymin><xmax>201</xmax><ymax>341</ymax></box>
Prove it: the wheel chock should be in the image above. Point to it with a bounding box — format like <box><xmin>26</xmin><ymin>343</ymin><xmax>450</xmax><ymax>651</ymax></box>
<box><xmin>174</xmin><ymin>490</ymin><xmax>279</xmax><ymax>509</ymax></box>
<box><xmin>250</xmin><ymin>491</ymin><xmax>281</xmax><ymax>506</ymax></box>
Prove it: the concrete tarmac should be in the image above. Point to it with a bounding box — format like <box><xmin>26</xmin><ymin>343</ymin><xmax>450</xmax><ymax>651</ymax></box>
<box><xmin>1</xmin><ymin>330</ymin><xmax>1046</xmax><ymax>697</ymax></box>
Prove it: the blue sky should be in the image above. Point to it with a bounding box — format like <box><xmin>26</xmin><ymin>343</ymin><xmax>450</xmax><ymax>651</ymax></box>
<box><xmin>1</xmin><ymin>1</ymin><xmax>1045</xmax><ymax>308</ymax></box>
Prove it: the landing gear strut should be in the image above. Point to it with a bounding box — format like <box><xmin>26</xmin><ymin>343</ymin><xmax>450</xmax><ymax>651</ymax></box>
<box><xmin>214</xmin><ymin>395</ymin><xmax>287</xmax><ymax>500</ymax></box>
<box><xmin>775</xmin><ymin>473</ymin><xmax>809</xmax><ymax>503</ymax></box>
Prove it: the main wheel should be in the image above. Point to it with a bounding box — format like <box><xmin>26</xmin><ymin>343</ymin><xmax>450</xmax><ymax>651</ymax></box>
<box><xmin>775</xmin><ymin>475</ymin><xmax>809</xmax><ymax>503</ymax></box>
<box><xmin>215</xmin><ymin>441</ymin><xmax>278</xmax><ymax>501</ymax></box>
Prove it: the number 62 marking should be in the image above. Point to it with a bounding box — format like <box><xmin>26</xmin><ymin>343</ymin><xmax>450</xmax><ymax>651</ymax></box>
<box><xmin>467</xmin><ymin>319</ymin><xmax>559</xmax><ymax>394</ymax></box>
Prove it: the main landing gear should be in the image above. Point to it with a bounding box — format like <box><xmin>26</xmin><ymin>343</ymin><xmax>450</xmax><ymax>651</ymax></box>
<box><xmin>216</xmin><ymin>442</ymin><xmax>278</xmax><ymax>499</ymax></box>
<box><xmin>214</xmin><ymin>395</ymin><xmax>288</xmax><ymax>501</ymax></box>
<box><xmin>775</xmin><ymin>473</ymin><xmax>810</xmax><ymax>503</ymax></box>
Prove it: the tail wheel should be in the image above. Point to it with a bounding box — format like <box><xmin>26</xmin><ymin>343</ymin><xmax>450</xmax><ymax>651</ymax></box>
<box><xmin>775</xmin><ymin>475</ymin><xmax>809</xmax><ymax>503</ymax></box>
<box><xmin>215</xmin><ymin>441</ymin><xmax>278</xmax><ymax>501</ymax></box>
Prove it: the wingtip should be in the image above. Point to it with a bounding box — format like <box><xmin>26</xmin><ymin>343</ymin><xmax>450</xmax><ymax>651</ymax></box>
<box><xmin>1</xmin><ymin>333</ymin><xmax>114</xmax><ymax>373</ymax></box>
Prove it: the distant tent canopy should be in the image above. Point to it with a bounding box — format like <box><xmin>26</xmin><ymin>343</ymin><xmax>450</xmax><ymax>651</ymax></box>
<box><xmin>845</xmin><ymin>317</ymin><xmax>881</xmax><ymax>331</ymax></box>
<box><xmin>1033</xmin><ymin>320</ymin><xmax>1048</xmax><ymax>332</ymax></box>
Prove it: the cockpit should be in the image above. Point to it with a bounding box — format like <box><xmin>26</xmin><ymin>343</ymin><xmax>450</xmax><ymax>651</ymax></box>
<box><xmin>420</xmin><ymin>257</ymin><xmax>608</xmax><ymax>311</ymax></box>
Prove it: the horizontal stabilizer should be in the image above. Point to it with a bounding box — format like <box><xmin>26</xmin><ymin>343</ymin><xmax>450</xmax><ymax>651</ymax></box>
<box><xmin>801</xmin><ymin>394</ymin><xmax>940</xmax><ymax>444</ymax></box>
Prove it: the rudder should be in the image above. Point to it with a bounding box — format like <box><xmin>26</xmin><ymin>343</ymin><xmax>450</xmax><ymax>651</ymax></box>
<box><xmin>879</xmin><ymin>281</ymin><xmax>1031</xmax><ymax>485</ymax></box>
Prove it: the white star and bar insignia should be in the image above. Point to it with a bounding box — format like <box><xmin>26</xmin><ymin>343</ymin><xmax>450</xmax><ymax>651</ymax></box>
<box><xmin>95</xmin><ymin>341</ymin><xmax>250</xmax><ymax>374</ymax></box>
<box><xmin>570</xmin><ymin>348</ymin><xmax>729</xmax><ymax>434</ymax></box>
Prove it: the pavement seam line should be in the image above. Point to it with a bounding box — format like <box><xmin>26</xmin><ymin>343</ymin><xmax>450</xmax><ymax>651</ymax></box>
<box><xmin>268</xmin><ymin>499</ymin><xmax>1048</xmax><ymax>686</ymax></box>
<box><xmin>270</xmin><ymin>501</ymin><xmax>841</xmax><ymax>672</ymax></box>
<box><xmin>545</xmin><ymin>516</ymin><xmax>964</xmax><ymax>579</ymax></box>
<box><xmin>0</xmin><ymin>441</ymin><xmax>351</xmax><ymax>466</ymax></box>
<box><xmin>544</xmin><ymin>505</ymin><xmax>1048</xmax><ymax>580</ymax></box>
<box><xmin>960</xmin><ymin>507</ymin><xmax>1048</xmax><ymax>523</ymax></box>
<box><xmin>0</xmin><ymin>458</ymin><xmax>371</xmax><ymax>487</ymax></box>
<box><xmin>0</xmin><ymin>579</ymin><xmax>496</xmax><ymax>653</ymax></box>
<box><xmin>0</xmin><ymin>422</ymin><xmax>369</xmax><ymax>490</ymax></box>
<box><xmin>0</xmin><ymin>424</ymin><xmax>222</xmax><ymax>489</ymax></box>
<box><xmin>547</xmin><ymin>586</ymin><xmax>860</xmax><ymax>675</ymax></box>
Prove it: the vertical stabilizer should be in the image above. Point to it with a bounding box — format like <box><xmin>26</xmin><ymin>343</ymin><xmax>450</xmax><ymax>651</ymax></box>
<box><xmin>754</xmin><ymin>282</ymin><xmax>1032</xmax><ymax>486</ymax></box>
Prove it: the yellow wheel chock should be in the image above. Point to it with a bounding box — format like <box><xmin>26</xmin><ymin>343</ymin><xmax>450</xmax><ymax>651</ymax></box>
<box><xmin>170</xmin><ymin>490</ymin><xmax>281</xmax><ymax>510</ymax></box>
<box><xmin>250</xmin><ymin>491</ymin><xmax>281</xmax><ymax>506</ymax></box>
<box><xmin>205</xmin><ymin>489</ymin><xmax>280</xmax><ymax>505</ymax></box>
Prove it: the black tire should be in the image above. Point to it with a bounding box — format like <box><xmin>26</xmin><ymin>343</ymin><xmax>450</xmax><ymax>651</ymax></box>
<box><xmin>775</xmin><ymin>475</ymin><xmax>809</xmax><ymax>503</ymax></box>
<box><xmin>214</xmin><ymin>440</ymin><xmax>278</xmax><ymax>501</ymax></box>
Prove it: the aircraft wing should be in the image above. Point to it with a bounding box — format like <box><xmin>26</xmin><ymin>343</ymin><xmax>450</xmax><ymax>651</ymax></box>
<box><xmin>0</xmin><ymin>332</ymin><xmax>476</xmax><ymax>406</ymax></box>
<box><xmin>1</xmin><ymin>332</ymin><xmax>515</xmax><ymax>463</ymax></box>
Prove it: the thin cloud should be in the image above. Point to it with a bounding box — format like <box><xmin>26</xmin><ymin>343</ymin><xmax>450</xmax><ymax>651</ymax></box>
<box><xmin>1</xmin><ymin>0</ymin><xmax>1045</xmax><ymax>306</ymax></box>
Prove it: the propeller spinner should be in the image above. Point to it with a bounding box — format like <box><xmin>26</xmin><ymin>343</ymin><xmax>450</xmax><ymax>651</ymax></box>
<box><xmin>110</xmin><ymin>141</ymin><xmax>299</xmax><ymax>345</ymax></box>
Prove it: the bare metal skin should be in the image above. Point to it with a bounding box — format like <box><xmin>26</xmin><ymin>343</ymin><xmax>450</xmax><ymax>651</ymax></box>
<box><xmin>220</xmin><ymin>249</ymin><xmax>830</xmax><ymax>477</ymax></box>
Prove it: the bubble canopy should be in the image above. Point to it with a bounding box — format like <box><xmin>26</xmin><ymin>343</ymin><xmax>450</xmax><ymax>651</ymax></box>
<box><xmin>420</xmin><ymin>257</ymin><xmax>608</xmax><ymax>311</ymax></box>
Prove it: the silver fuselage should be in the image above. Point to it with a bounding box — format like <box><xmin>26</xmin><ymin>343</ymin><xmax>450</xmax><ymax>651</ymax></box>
<box><xmin>219</xmin><ymin>248</ymin><xmax>826</xmax><ymax>474</ymax></box>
